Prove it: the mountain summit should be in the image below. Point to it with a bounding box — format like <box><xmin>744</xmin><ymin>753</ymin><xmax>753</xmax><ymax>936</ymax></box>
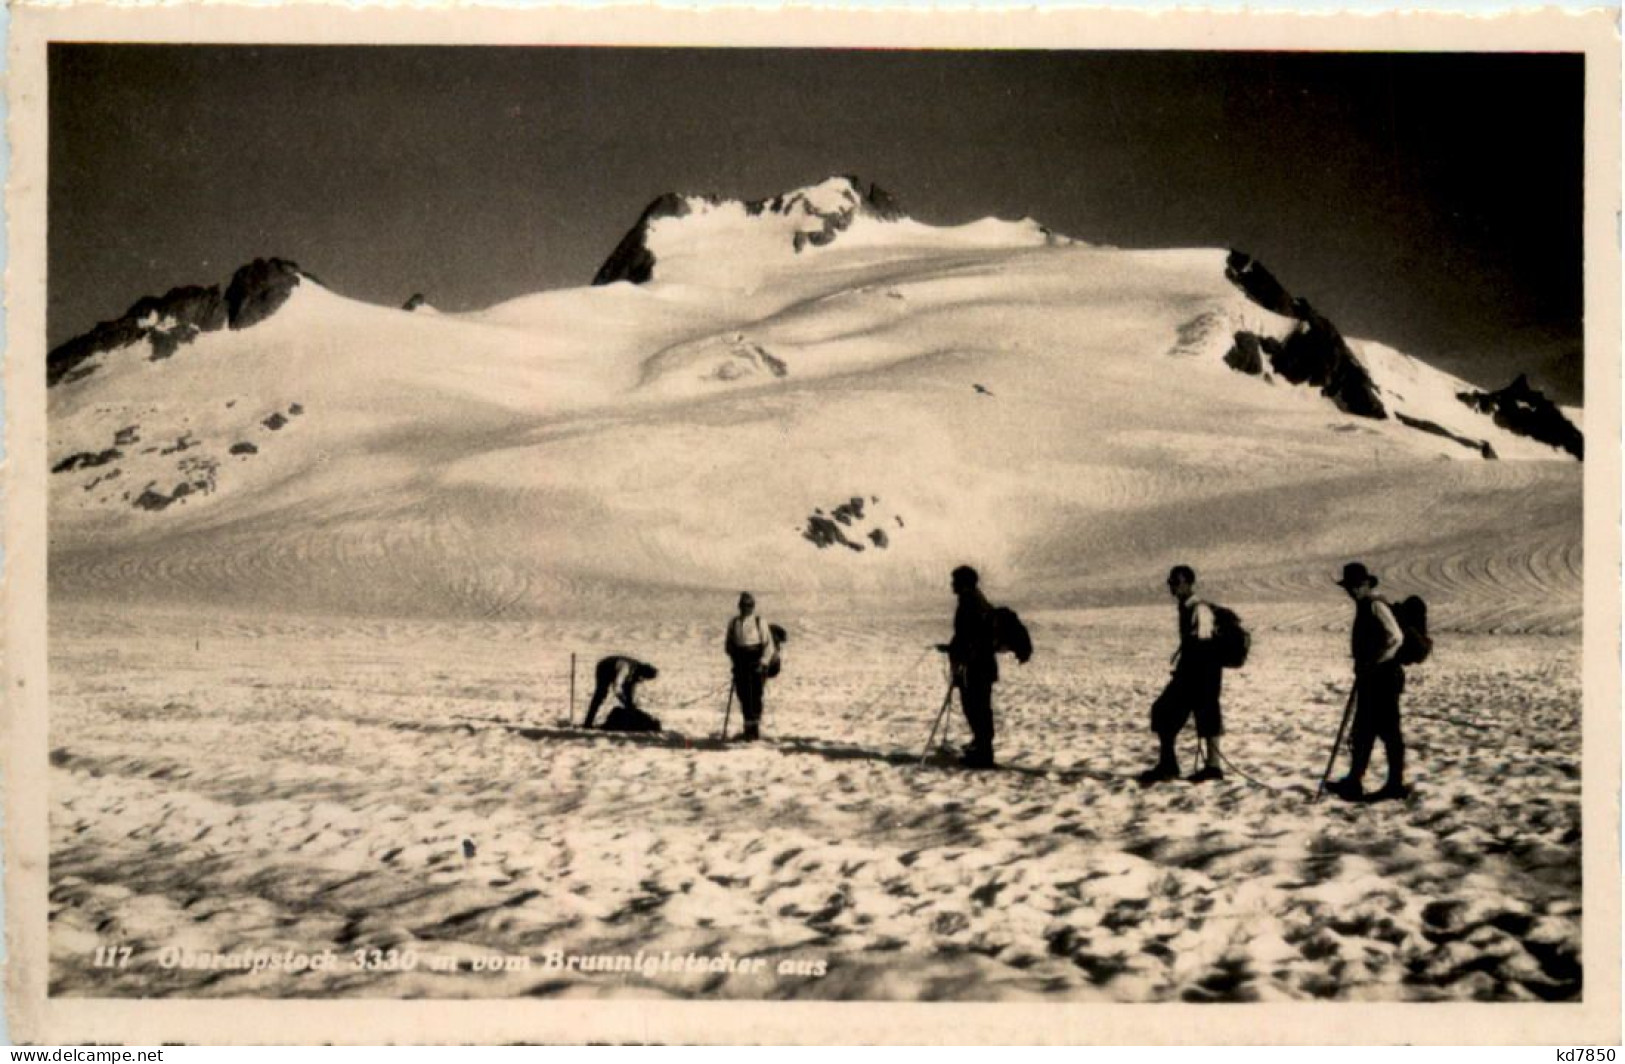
<box><xmin>592</xmin><ymin>175</ymin><xmax>1054</xmax><ymax>288</ymax></box>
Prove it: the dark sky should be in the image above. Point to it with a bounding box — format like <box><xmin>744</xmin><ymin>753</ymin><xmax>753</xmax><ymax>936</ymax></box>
<box><xmin>49</xmin><ymin>46</ymin><xmax>1584</xmax><ymax>401</ymax></box>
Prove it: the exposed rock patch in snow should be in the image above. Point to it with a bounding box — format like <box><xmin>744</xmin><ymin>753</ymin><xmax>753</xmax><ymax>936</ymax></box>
<box><xmin>52</xmin><ymin>448</ymin><xmax>122</xmax><ymax>474</ymax></box>
<box><xmin>1457</xmin><ymin>375</ymin><xmax>1583</xmax><ymax>461</ymax></box>
<box><xmin>802</xmin><ymin>496</ymin><xmax>901</xmax><ymax>554</ymax></box>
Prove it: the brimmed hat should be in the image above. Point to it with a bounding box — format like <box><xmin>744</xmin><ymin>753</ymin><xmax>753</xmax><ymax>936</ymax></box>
<box><xmin>1335</xmin><ymin>562</ymin><xmax>1377</xmax><ymax>589</ymax></box>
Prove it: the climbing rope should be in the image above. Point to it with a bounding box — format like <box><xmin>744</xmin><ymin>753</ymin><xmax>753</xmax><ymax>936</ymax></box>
<box><xmin>1190</xmin><ymin>729</ymin><xmax>1281</xmax><ymax>792</ymax></box>
<box><xmin>665</xmin><ymin>678</ymin><xmax>733</xmax><ymax>712</ymax></box>
<box><xmin>1218</xmin><ymin>749</ymin><xmax>1280</xmax><ymax>791</ymax></box>
<box><xmin>848</xmin><ymin>644</ymin><xmax>938</xmax><ymax>720</ymax></box>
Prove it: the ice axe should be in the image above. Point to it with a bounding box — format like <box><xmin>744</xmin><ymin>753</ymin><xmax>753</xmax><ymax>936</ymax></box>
<box><xmin>719</xmin><ymin>680</ymin><xmax>736</xmax><ymax>741</ymax></box>
<box><xmin>1314</xmin><ymin>681</ymin><xmax>1359</xmax><ymax>803</ymax></box>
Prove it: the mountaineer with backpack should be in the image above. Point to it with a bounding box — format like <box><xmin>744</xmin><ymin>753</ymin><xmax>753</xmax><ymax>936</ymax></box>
<box><xmin>1139</xmin><ymin>565</ymin><xmax>1248</xmax><ymax>787</ymax></box>
<box><xmin>938</xmin><ymin>565</ymin><xmax>1004</xmax><ymax>769</ymax></box>
<box><xmin>1323</xmin><ymin>562</ymin><xmax>1420</xmax><ymax>803</ymax></box>
<box><xmin>724</xmin><ymin>592</ymin><xmax>780</xmax><ymax>742</ymax></box>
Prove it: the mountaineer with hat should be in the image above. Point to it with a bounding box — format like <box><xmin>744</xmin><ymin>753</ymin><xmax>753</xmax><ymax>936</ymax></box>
<box><xmin>1325</xmin><ymin>561</ymin><xmax>1411</xmax><ymax>802</ymax></box>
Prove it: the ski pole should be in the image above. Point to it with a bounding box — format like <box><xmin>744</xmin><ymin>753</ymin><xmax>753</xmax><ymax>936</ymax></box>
<box><xmin>919</xmin><ymin>680</ymin><xmax>957</xmax><ymax>765</ymax></box>
<box><xmin>1314</xmin><ymin>681</ymin><xmax>1359</xmax><ymax>803</ymax></box>
<box><xmin>568</xmin><ymin>653</ymin><xmax>576</xmax><ymax>726</ymax></box>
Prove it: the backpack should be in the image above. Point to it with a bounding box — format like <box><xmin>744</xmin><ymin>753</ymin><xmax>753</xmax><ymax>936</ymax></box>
<box><xmin>1208</xmin><ymin>604</ymin><xmax>1251</xmax><ymax>669</ymax></box>
<box><xmin>991</xmin><ymin>607</ymin><xmax>1033</xmax><ymax>664</ymax></box>
<box><xmin>764</xmin><ymin>624</ymin><xmax>788</xmax><ymax>678</ymax></box>
<box><xmin>1391</xmin><ymin>595</ymin><xmax>1432</xmax><ymax>665</ymax></box>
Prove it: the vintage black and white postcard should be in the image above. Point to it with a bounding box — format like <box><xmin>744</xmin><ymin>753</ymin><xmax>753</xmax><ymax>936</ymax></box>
<box><xmin>4</xmin><ymin>2</ymin><xmax>1619</xmax><ymax>1045</ymax></box>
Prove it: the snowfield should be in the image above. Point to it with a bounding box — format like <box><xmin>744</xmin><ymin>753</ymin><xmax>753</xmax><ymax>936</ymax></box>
<box><xmin>49</xmin><ymin>606</ymin><xmax>1580</xmax><ymax>1001</ymax></box>
<box><xmin>45</xmin><ymin>177</ymin><xmax>1583</xmax><ymax>1001</ymax></box>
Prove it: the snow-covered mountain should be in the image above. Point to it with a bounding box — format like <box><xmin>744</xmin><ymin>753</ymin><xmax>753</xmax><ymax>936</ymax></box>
<box><xmin>46</xmin><ymin>176</ymin><xmax>1583</xmax><ymax>622</ymax></box>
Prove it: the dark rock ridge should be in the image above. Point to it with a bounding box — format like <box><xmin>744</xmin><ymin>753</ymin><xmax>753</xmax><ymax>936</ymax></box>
<box><xmin>592</xmin><ymin>176</ymin><xmax>908</xmax><ymax>287</ymax></box>
<box><xmin>1223</xmin><ymin>251</ymin><xmax>1295</xmax><ymax>317</ymax></box>
<box><xmin>1224</xmin><ymin>252</ymin><xmax>1579</xmax><ymax>461</ymax></box>
<box><xmin>1395</xmin><ymin>413</ymin><xmax>1497</xmax><ymax>460</ymax></box>
<box><xmin>1222</xmin><ymin>251</ymin><xmax>1386</xmax><ymax>419</ymax></box>
<box><xmin>48</xmin><ymin>258</ymin><xmax>312</xmax><ymax>387</ymax></box>
<box><xmin>1457</xmin><ymin>374</ymin><xmax>1583</xmax><ymax>460</ymax></box>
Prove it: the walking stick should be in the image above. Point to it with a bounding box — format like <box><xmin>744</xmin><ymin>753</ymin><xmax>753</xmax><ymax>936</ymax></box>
<box><xmin>719</xmin><ymin>680</ymin><xmax>736</xmax><ymax>740</ymax></box>
<box><xmin>1314</xmin><ymin>681</ymin><xmax>1359</xmax><ymax>803</ymax></box>
<box><xmin>919</xmin><ymin>680</ymin><xmax>957</xmax><ymax>766</ymax></box>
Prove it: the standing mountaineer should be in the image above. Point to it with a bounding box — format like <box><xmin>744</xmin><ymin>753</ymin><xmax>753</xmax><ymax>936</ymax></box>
<box><xmin>724</xmin><ymin>592</ymin><xmax>778</xmax><ymax>741</ymax></box>
<box><xmin>1139</xmin><ymin>565</ymin><xmax>1226</xmax><ymax>786</ymax></box>
<box><xmin>1326</xmin><ymin>562</ymin><xmax>1411</xmax><ymax>802</ymax></box>
<box><xmin>942</xmin><ymin>565</ymin><xmax>1000</xmax><ymax>769</ymax></box>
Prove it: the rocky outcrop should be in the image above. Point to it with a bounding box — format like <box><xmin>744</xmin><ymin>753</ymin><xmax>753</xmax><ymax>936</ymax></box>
<box><xmin>1272</xmin><ymin>307</ymin><xmax>1386</xmax><ymax>419</ymax></box>
<box><xmin>592</xmin><ymin>192</ymin><xmax>699</xmax><ymax>286</ymax></box>
<box><xmin>1223</xmin><ymin>251</ymin><xmax>1295</xmax><ymax>317</ymax></box>
<box><xmin>225</xmin><ymin>257</ymin><xmax>304</xmax><ymax>331</ymax></box>
<box><xmin>1223</xmin><ymin>251</ymin><xmax>1386</xmax><ymax>419</ymax></box>
<box><xmin>49</xmin><ymin>258</ymin><xmax>312</xmax><ymax>387</ymax></box>
<box><xmin>1224</xmin><ymin>332</ymin><xmax>1267</xmax><ymax>376</ymax></box>
<box><xmin>402</xmin><ymin>293</ymin><xmax>429</xmax><ymax>312</ymax></box>
<box><xmin>592</xmin><ymin>177</ymin><xmax>908</xmax><ymax>287</ymax></box>
<box><xmin>1457</xmin><ymin>374</ymin><xmax>1583</xmax><ymax>460</ymax></box>
<box><xmin>48</xmin><ymin>284</ymin><xmax>227</xmax><ymax>386</ymax></box>
<box><xmin>854</xmin><ymin>178</ymin><xmax>906</xmax><ymax>222</ymax></box>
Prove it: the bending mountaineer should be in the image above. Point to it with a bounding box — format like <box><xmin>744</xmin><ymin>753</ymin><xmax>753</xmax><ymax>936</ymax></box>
<box><xmin>582</xmin><ymin>655</ymin><xmax>662</xmax><ymax>733</ymax></box>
